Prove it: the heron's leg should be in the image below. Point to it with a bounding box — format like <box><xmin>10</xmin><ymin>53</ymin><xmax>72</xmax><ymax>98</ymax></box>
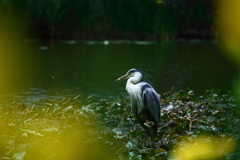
<box><xmin>144</xmin><ymin>136</ymin><xmax>152</xmax><ymax>148</ymax></box>
<box><xmin>143</xmin><ymin>133</ymin><xmax>147</xmax><ymax>148</ymax></box>
<box><xmin>147</xmin><ymin>134</ymin><xmax>149</xmax><ymax>147</ymax></box>
<box><xmin>158</xmin><ymin>140</ymin><xmax>161</xmax><ymax>148</ymax></box>
<box><xmin>141</xmin><ymin>132</ymin><xmax>149</xmax><ymax>148</ymax></box>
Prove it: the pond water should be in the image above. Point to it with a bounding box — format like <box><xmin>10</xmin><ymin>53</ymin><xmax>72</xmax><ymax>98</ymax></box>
<box><xmin>0</xmin><ymin>40</ymin><xmax>237</xmax><ymax>106</ymax></box>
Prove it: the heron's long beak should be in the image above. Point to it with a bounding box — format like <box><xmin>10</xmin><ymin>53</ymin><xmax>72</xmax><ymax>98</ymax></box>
<box><xmin>115</xmin><ymin>74</ymin><xmax>129</xmax><ymax>81</ymax></box>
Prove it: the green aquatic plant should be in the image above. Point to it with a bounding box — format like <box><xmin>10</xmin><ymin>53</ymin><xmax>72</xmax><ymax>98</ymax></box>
<box><xmin>0</xmin><ymin>89</ymin><xmax>239</xmax><ymax>159</ymax></box>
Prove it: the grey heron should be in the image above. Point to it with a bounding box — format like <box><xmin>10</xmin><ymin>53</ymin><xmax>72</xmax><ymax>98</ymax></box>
<box><xmin>116</xmin><ymin>68</ymin><xmax>160</xmax><ymax>137</ymax></box>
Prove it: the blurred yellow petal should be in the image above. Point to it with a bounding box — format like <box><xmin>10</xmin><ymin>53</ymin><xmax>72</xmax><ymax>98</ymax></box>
<box><xmin>171</xmin><ymin>135</ymin><xmax>237</xmax><ymax>160</ymax></box>
<box><xmin>156</xmin><ymin>0</ymin><xmax>163</xmax><ymax>4</ymax></box>
<box><xmin>216</xmin><ymin>0</ymin><xmax>240</xmax><ymax>68</ymax></box>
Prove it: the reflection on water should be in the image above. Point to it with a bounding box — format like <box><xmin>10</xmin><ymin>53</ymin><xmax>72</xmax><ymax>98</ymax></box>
<box><xmin>0</xmin><ymin>40</ymin><xmax>236</xmax><ymax>106</ymax></box>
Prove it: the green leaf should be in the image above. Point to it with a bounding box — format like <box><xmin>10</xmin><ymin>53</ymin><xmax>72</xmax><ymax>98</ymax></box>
<box><xmin>126</xmin><ymin>140</ymin><xmax>138</xmax><ymax>149</ymax></box>
<box><xmin>12</xmin><ymin>151</ymin><xmax>26</xmax><ymax>160</ymax></box>
<box><xmin>183</xmin><ymin>121</ymin><xmax>189</xmax><ymax>129</ymax></box>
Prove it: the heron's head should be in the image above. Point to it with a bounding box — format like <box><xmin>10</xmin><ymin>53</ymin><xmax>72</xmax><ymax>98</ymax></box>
<box><xmin>115</xmin><ymin>68</ymin><xmax>142</xmax><ymax>81</ymax></box>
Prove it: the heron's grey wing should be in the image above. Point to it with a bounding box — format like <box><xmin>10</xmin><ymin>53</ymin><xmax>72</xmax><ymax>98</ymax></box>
<box><xmin>141</xmin><ymin>84</ymin><xmax>160</xmax><ymax>124</ymax></box>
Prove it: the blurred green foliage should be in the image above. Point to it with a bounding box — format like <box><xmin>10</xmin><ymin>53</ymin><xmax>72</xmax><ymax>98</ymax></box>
<box><xmin>0</xmin><ymin>0</ymin><xmax>213</xmax><ymax>40</ymax></box>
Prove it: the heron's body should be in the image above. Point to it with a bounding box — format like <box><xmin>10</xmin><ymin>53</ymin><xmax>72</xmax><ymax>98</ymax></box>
<box><xmin>116</xmin><ymin>69</ymin><xmax>160</xmax><ymax>137</ymax></box>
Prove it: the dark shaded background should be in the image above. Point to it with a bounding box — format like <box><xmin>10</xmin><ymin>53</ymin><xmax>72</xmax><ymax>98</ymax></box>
<box><xmin>0</xmin><ymin>0</ymin><xmax>214</xmax><ymax>41</ymax></box>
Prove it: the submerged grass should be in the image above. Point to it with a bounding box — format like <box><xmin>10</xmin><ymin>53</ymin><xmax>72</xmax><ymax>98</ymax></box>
<box><xmin>0</xmin><ymin>89</ymin><xmax>239</xmax><ymax>159</ymax></box>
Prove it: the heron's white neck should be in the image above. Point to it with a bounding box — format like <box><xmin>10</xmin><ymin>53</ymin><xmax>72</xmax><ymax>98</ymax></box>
<box><xmin>127</xmin><ymin>72</ymin><xmax>142</xmax><ymax>84</ymax></box>
<box><xmin>126</xmin><ymin>72</ymin><xmax>143</xmax><ymax>98</ymax></box>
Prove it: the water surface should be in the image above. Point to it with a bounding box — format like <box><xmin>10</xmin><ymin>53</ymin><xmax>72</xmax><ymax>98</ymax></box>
<box><xmin>0</xmin><ymin>40</ymin><xmax>236</xmax><ymax>106</ymax></box>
